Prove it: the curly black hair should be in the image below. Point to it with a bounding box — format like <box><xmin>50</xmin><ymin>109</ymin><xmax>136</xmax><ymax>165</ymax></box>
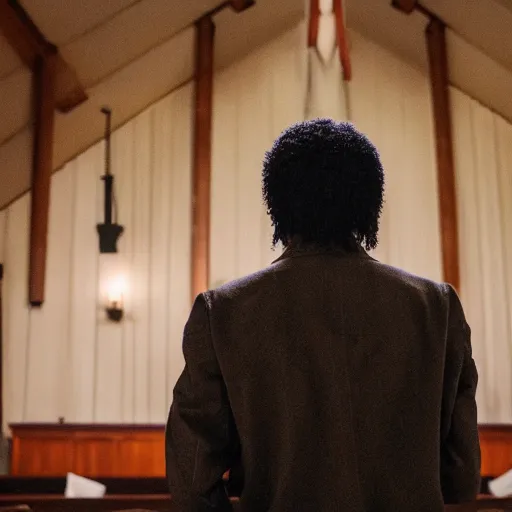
<box><xmin>262</xmin><ymin>119</ymin><xmax>385</xmax><ymax>251</ymax></box>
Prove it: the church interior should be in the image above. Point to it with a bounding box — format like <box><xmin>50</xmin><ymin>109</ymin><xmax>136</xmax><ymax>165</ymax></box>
<box><xmin>0</xmin><ymin>0</ymin><xmax>511</xmax><ymax>510</ymax></box>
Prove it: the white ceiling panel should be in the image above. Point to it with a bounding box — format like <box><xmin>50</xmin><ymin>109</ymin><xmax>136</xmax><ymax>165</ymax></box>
<box><xmin>214</xmin><ymin>0</ymin><xmax>304</xmax><ymax>70</ymax></box>
<box><xmin>53</xmin><ymin>26</ymin><xmax>195</xmax><ymax>172</ymax></box>
<box><xmin>60</xmin><ymin>0</ymin><xmax>219</xmax><ymax>88</ymax></box>
<box><xmin>20</xmin><ymin>0</ymin><xmax>138</xmax><ymax>45</ymax></box>
<box><xmin>0</xmin><ymin>33</ymin><xmax>23</xmax><ymax>79</ymax></box>
<box><xmin>347</xmin><ymin>0</ymin><xmax>429</xmax><ymax>72</ymax></box>
<box><xmin>0</xmin><ymin>127</ymin><xmax>32</xmax><ymax>208</ymax></box>
<box><xmin>448</xmin><ymin>30</ymin><xmax>512</xmax><ymax>123</ymax></box>
<box><xmin>0</xmin><ymin>68</ymin><xmax>32</xmax><ymax>145</ymax></box>
<box><xmin>422</xmin><ymin>0</ymin><xmax>512</xmax><ymax>73</ymax></box>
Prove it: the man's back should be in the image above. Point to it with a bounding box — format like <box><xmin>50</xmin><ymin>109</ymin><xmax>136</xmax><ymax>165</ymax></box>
<box><xmin>167</xmin><ymin>247</ymin><xmax>480</xmax><ymax>511</ymax></box>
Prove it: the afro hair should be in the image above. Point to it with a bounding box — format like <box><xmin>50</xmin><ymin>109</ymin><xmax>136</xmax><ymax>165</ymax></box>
<box><xmin>262</xmin><ymin>119</ymin><xmax>385</xmax><ymax>251</ymax></box>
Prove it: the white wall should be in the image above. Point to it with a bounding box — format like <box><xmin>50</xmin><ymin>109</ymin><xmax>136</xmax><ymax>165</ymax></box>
<box><xmin>451</xmin><ymin>88</ymin><xmax>512</xmax><ymax>424</ymax></box>
<box><xmin>1</xmin><ymin>84</ymin><xmax>193</xmax><ymax>432</ymax></box>
<box><xmin>210</xmin><ymin>26</ymin><xmax>306</xmax><ymax>286</ymax></box>
<box><xmin>350</xmin><ymin>31</ymin><xmax>442</xmax><ymax>281</ymax></box>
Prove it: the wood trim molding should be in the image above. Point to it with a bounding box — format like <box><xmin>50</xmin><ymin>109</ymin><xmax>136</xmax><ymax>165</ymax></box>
<box><xmin>426</xmin><ymin>17</ymin><xmax>460</xmax><ymax>290</ymax></box>
<box><xmin>191</xmin><ymin>16</ymin><xmax>215</xmax><ymax>299</ymax></box>
<box><xmin>333</xmin><ymin>0</ymin><xmax>352</xmax><ymax>80</ymax></box>
<box><xmin>0</xmin><ymin>0</ymin><xmax>87</xmax><ymax>113</ymax></box>
<box><xmin>29</xmin><ymin>54</ymin><xmax>56</xmax><ymax>306</ymax></box>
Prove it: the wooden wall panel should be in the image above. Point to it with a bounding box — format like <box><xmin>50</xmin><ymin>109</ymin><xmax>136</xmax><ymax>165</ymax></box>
<box><xmin>349</xmin><ymin>31</ymin><xmax>442</xmax><ymax>282</ymax></box>
<box><xmin>480</xmin><ymin>426</ymin><xmax>512</xmax><ymax>477</ymax></box>
<box><xmin>451</xmin><ymin>88</ymin><xmax>512</xmax><ymax>424</ymax></box>
<box><xmin>114</xmin><ymin>122</ymin><xmax>136</xmax><ymax>424</ymax></box>
<box><xmin>3</xmin><ymin>196</ymin><xmax>30</xmax><ymax>433</ymax></box>
<box><xmin>132</xmin><ymin>111</ymin><xmax>152</xmax><ymax>424</ymax></box>
<box><xmin>0</xmin><ymin>210</ymin><xmax>6</xmax><ymax>263</ymax></box>
<box><xmin>10</xmin><ymin>424</ymin><xmax>165</xmax><ymax>477</ymax></box>
<box><xmin>166</xmin><ymin>84</ymin><xmax>193</xmax><ymax>409</ymax></box>
<box><xmin>210</xmin><ymin>26</ymin><xmax>305</xmax><ymax>288</ymax></box>
<box><xmin>149</xmin><ymin>97</ymin><xmax>173</xmax><ymax>424</ymax></box>
<box><xmin>68</xmin><ymin>146</ymin><xmax>102</xmax><ymax>423</ymax></box>
<box><xmin>25</xmin><ymin>168</ymin><xmax>75</xmax><ymax>422</ymax></box>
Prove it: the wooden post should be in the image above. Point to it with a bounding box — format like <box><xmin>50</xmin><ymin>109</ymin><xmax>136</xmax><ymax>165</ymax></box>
<box><xmin>29</xmin><ymin>53</ymin><xmax>56</xmax><ymax>306</ymax></box>
<box><xmin>333</xmin><ymin>0</ymin><xmax>352</xmax><ymax>80</ymax></box>
<box><xmin>191</xmin><ymin>16</ymin><xmax>215</xmax><ymax>299</ymax></box>
<box><xmin>426</xmin><ymin>17</ymin><xmax>460</xmax><ymax>290</ymax></box>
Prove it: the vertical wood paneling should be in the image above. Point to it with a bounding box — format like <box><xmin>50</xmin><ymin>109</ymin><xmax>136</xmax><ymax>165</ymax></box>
<box><xmin>451</xmin><ymin>88</ymin><xmax>488</xmax><ymax>419</ymax></box>
<box><xmin>211</xmin><ymin>68</ymin><xmax>239</xmax><ymax>288</ymax></box>
<box><xmin>68</xmin><ymin>145</ymin><xmax>101</xmax><ymax>422</ymax></box>
<box><xmin>0</xmin><ymin>210</ymin><xmax>6</xmax><ymax>263</ymax></box>
<box><xmin>452</xmin><ymin>88</ymin><xmax>512</xmax><ymax>423</ymax></box>
<box><xmin>115</xmin><ymin>122</ymin><xmax>135</xmax><ymax>424</ymax></box>
<box><xmin>148</xmin><ymin>96</ymin><xmax>173</xmax><ymax>423</ymax></box>
<box><xmin>495</xmin><ymin>117</ymin><xmax>512</xmax><ymax>344</ymax></box>
<box><xmin>25</xmin><ymin>166</ymin><xmax>75</xmax><ymax>422</ymax></box>
<box><xmin>236</xmin><ymin>54</ymin><xmax>270</xmax><ymax>277</ymax></box>
<box><xmin>132</xmin><ymin>110</ymin><xmax>152</xmax><ymax>423</ymax></box>
<box><xmin>3</xmin><ymin>195</ymin><xmax>30</xmax><ymax>431</ymax></box>
<box><xmin>210</xmin><ymin>26</ymin><xmax>305</xmax><ymax>285</ymax></box>
<box><xmin>166</xmin><ymin>84</ymin><xmax>193</xmax><ymax>410</ymax></box>
<box><xmin>349</xmin><ymin>31</ymin><xmax>441</xmax><ymax>281</ymax></box>
<box><xmin>95</xmin><ymin>252</ymin><xmax>123</xmax><ymax>422</ymax></box>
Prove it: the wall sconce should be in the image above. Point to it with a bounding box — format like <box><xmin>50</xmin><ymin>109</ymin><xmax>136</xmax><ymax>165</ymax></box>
<box><xmin>97</xmin><ymin>107</ymin><xmax>124</xmax><ymax>254</ymax></box>
<box><xmin>105</xmin><ymin>276</ymin><xmax>126</xmax><ymax>322</ymax></box>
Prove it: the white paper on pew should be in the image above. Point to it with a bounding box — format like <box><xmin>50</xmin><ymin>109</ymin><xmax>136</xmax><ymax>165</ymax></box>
<box><xmin>489</xmin><ymin>468</ymin><xmax>512</xmax><ymax>497</ymax></box>
<box><xmin>64</xmin><ymin>472</ymin><xmax>106</xmax><ymax>498</ymax></box>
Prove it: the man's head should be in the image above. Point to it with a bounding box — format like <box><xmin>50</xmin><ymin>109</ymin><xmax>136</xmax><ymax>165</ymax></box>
<box><xmin>262</xmin><ymin>119</ymin><xmax>385</xmax><ymax>251</ymax></box>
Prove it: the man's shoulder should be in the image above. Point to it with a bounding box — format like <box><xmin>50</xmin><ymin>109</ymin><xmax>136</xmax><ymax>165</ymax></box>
<box><xmin>207</xmin><ymin>266</ymin><xmax>277</xmax><ymax>301</ymax></box>
<box><xmin>373</xmin><ymin>259</ymin><xmax>445</xmax><ymax>290</ymax></box>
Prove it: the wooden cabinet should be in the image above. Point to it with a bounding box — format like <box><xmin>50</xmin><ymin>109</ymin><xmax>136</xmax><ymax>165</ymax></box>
<box><xmin>479</xmin><ymin>425</ymin><xmax>512</xmax><ymax>477</ymax></box>
<box><xmin>9</xmin><ymin>423</ymin><xmax>165</xmax><ymax>477</ymax></box>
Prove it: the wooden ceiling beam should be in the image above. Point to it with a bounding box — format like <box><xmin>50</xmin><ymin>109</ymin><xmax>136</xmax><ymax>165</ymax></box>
<box><xmin>0</xmin><ymin>0</ymin><xmax>87</xmax><ymax>113</ymax></box>
<box><xmin>391</xmin><ymin>0</ymin><xmax>418</xmax><ymax>14</ymax></box>
<box><xmin>29</xmin><ymin>53</ymin><xmax>56</xmax><ymax>306</ymax></box>
<box><xmin>229</xmin><ymin>0</ymin><xmax>255</xmax><ymax>12</ymax></box>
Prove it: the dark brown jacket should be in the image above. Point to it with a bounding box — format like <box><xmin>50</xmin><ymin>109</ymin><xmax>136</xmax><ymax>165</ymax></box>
<box><xmin>166</xmin><ymin>247</ymin><xmax>480</xmax><ymax>512</ymax></box>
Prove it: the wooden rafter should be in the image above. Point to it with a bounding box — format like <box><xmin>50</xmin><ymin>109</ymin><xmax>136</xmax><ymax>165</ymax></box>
<box><xmin>0</xmin><ymin>0</ymin><xmax>87</xmax><ymax>113</ymax></box>
<box><xmin>29</xmin><ymin>54</ymin><xmax>56</xmax><ymax>306</ymax></box>
<box><xmin>333</xmin><ymin>0</ymin><xmax>352</xmax><ymax>80</ymax></box>
<box><xmin>308</xmin><ymin>0</ymin><xmax>320</xmax><ymax>48</ymax></box>
<box><xmin>191</xmin><ymin>15</ymin><xmax>215</xmax><ymax>299</ymax></box>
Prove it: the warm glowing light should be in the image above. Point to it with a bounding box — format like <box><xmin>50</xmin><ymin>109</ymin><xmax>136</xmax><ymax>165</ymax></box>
<box><xmin>107</xmin><ymin>275</ymin><xmax>127</xmax><ymax>306</ymax></box>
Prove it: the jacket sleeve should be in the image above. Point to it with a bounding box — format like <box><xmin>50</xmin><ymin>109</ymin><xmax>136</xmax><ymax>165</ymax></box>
<box><xmin>440</xmin><ymin>285</ymin><xmax>481</xmax><ymax>504</ymax></box>
<box><xmin>166</xmin><ymin>293</ymin><xmax>238</xmax><ymax>511</ymax></box>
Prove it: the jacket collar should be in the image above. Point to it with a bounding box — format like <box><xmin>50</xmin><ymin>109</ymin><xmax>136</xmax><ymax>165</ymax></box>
<box><xmin>272</xmin><ymin>241</ymin><xmax>373</xmax><ymax>265</ymax></box>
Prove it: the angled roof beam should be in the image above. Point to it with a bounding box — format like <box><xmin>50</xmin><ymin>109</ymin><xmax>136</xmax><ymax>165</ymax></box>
<box><xmin>0</xmin><ymin>0</ymin><xmax>87</xmax><ymax>112</ymax></box>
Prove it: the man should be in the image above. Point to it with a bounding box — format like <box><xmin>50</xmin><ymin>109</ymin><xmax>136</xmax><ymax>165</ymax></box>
<box><xmin>166</xmin><ymin>119</ymin><xmax>480</xmax><ymax>511</ymax></box>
